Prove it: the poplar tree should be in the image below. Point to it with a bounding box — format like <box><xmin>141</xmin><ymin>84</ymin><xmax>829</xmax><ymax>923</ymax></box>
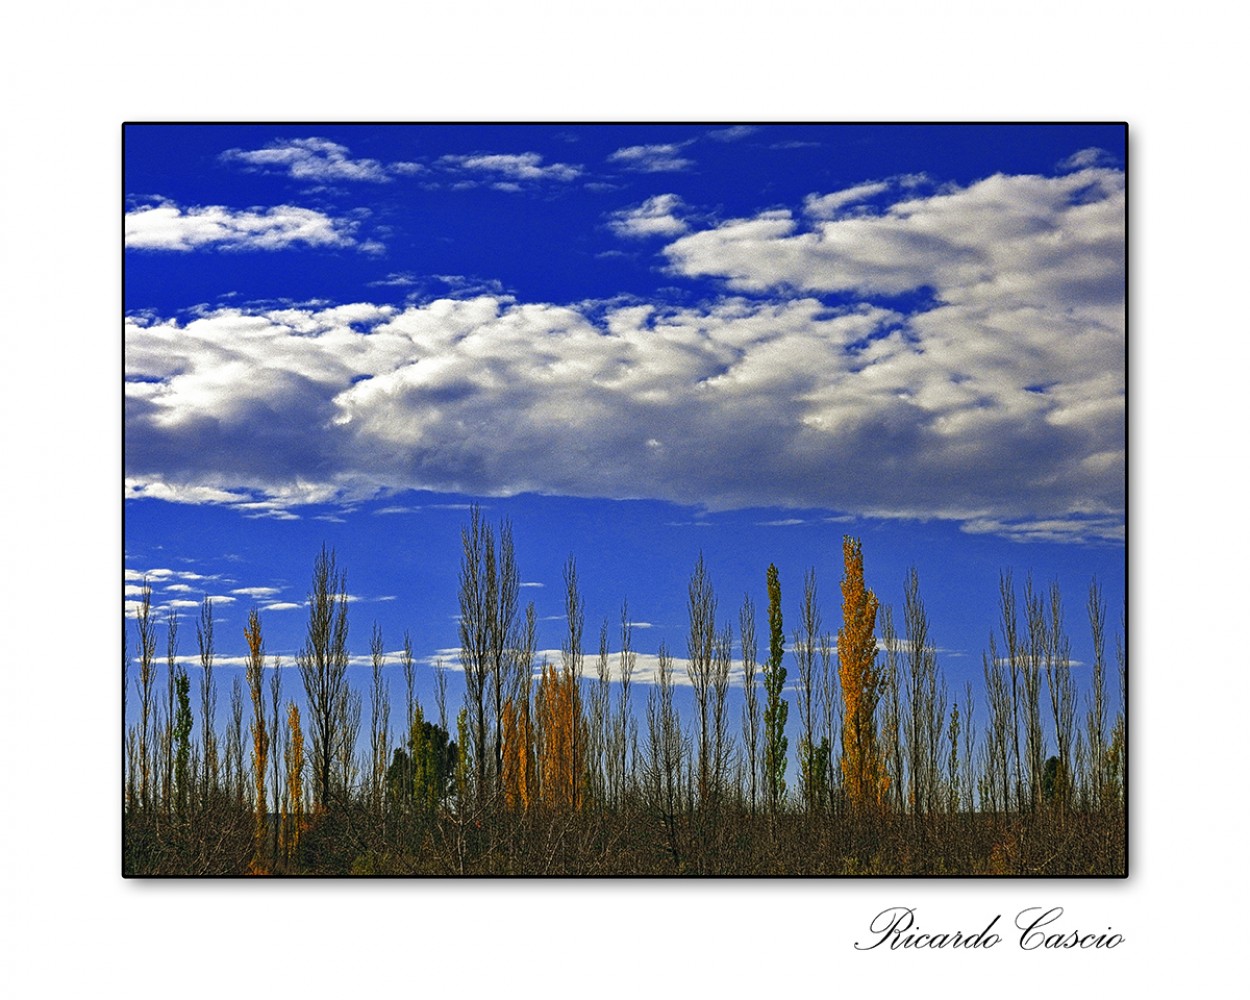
<box><xmin>296</xmin><ymin>544</ymin><xmax>350</xmax><ymax>810</ymax></box>
<box><xmin>838</xmin><ymin>537</ymin><xmax>887</xmax><ymax>813</ymax></box>
<box><xmin>196</xmin><ymin>596</ymin><xmax>218</xmax><ymax>806</ymax></box>
<box><xmin>762</xmin><ymin>564</ymin><xmax>788</xmax><ymax>815</ymax></box>
<box><xmin>739</xmin><ymin>593</ymin><xmax>761</xmax><ymax>815</ymax></box>
<box><xmin>686</xmin><ymin>554</ymin><xmax>716</xmax><ymax>806</ymax></box>
<box><xmin>284</xmin><ymin>702</ymin><xmax>305</xmax><ymax>862</ymax></box>
<box><xmin>794</xmin><ymin>568</ymin><xmax>823</xmax><ymax>814</ymax></box>
<box><xmin>134</xmin><ymin>581</ymin><xmax>157</xmax><ymax>814</ymax></box>
<box><xmin>244</xmin><ymin>609</ymin><xmax>268</xmax><ymax>870</ymax></box>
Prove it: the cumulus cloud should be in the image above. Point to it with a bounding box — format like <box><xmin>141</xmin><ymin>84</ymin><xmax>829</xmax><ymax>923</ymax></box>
<box><xmin>125</xmin><ymin>199</ymin><xmax>362</xmax><ymax>251</ymax></box>
<box><xmin>124</xmin><ymin>160</ymin><xmax>1122</xmax><ymax>543</ymax></box>
<box><xmin>608</xmin><ymin>194</ymin><xmax>688</xmax><ymax>238</ymax></box>
<box><xmin>664</xmin><ymin>167</ymin><xmax>1124</xmax><ymax>317</ymax></box>
<box><xmin>439</xmin><ymin>152</ymin><xmax>581</xmax><ymax>184</ymax></box>
<box><xmin>126</xmin><ymin>249</ymin><xmax>1122</xmax><ymax>541</ymax></box>
<box><xmin>607</xmin><ymin>143</ymin><xmax>694</xmax><ymax>172</ymax></box>
<box><xmin>220</xmin><ymin>137</ymin><xmax>397</xmax><ymax>182</ymax></box>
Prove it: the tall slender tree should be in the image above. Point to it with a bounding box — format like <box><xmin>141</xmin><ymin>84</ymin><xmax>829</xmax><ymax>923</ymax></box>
<box><xmin>296</xmin><ymin>544</ymin><xmax>350</xmax><ymax>810</ymax></box>
<box><xmin>904</xmin><ymin>568</ymin><xmax>944</xmax><ymax>819</ymax></box>
<box><xmin>369</xmin><ymin>622</ymin><xmax>390</xmax><ymax>813</ymax></box>
<box><xmin>839</xmin><ymin>537</ymin><xmax>887</xmax><ymax>813</ymax></box>
<box><xmin>244</xmin><ymin>608</ymin><xmax>269</xmax><ymax>870</ymax></box>
<box><xmin>268</xmin><ymin>655</ymin><xmax>284</xmax><ymax>861</ymax></box>
<box><xmin>196</xmin><ymin>596</ymin><xmax>218</xmax><ymax>806</ymax></box>
<box><xmin>686</xmin><ymin>554</ymin><xmax>717</xmax><ymax>806</ymax></box>
<box><xmin>457</xmin><ymin>507</ymin><xmax>520</xmax><ymax>803</ymax></box>
<box><xmin>162</xmin><ymin>609</ymin><xmax>179</xmax><ymax>821</ymax></box>
<box><xmin>762</xmin><ymin>564</ymin><xmax>788</xmax><ymax>816</ymax></box>
<box><xmin>794</xmin><ymin>568</ymin><xmax>823</xmax><ymax>814</ymax></box>
<box><xmin>614</xmin><ymin>601</ymin><xmax>636</xmax><ymax>809</ymax></box>
<box><xmin>739</xmin><ymin>593</ymin><xmax>761</xmax><ymax>815</ymax></box>
<box><xmin>284</xmin><ymin>702</ymin><xmax>305</xmax><ymax>862</ymax></box>
<box><xmin>134</xmin><ymin>580</ymin><xmax>158</xmax><ymax>814</ymax></box>
<box><xmin>1084</xmin><ymin>579</ymin><xmax>1108</xmax><ymax>808</ymax></box>
<box><xmin>561</xmin><ymin>555</ymin><xmax>585</xmax><ymax>809</ymax></box>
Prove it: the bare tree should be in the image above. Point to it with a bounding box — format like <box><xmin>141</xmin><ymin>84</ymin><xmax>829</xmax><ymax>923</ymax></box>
<box><xmin>685</xmin><ymin>554</ymin><xmax>716</xmax><ymax>806</ymax></box>
<box><xmin>336</xmin><ymin>686</ymin><xmax>362</xmax><ymax>800</ymax></box>
<box><xmin>1044</xmin><ymin>580</ymin><xmax>1076</xmax><ymax>813</ymax></box>
<box><xmin>961</xmin><ymin>679</ymin><xmax>976</xmax><ymax>814</ymax></box>
<box><xmin>196</xmin><ymin>596</ymin><xmax>218</xmax><ymax>805</ymax></box>
<box><xmin>459</xmin><ymin>507</ymin><xmax>491</xmax><ymax>802</ymax></box>
<box><xmin>615</xmin><ymin>600</ymin><xmax>636</xmax><ymax>809</ymax></box>
<box><xmin>435</xmin><ymin>658</ymin><xmax>448</xmax><ymax>733</ymax></box>
<box><xmin>710</xmin><ymin>622</ymin><xmax>733</xmax><ymax>810</ymax></box>
<box><xmin>645</xmin><ymin>642</ymin><xmax>686</xmax><ymax>864</ymax></box>
<box><xmin>369</xmin><ymin>622</ymin><xmax>390</xmax><ymax>813</ymax></box>
<box><xmin>998</xmin><ymin>571</ymin><xmax>1024</xmax><ymax>812</ymax></box>
<box><xmin>161</xmin><ymin>609</ymin><xmax>179</xmax><ymax>821</ymax></box>
<box><xmin>1084</xmin><ymin>579</ymin><xmax>1108</xmax><ymax>808</ymax></box>
<box><xmin>134</xmin><ymin>580</ymin><xmax>157</xmax><ymax>813</ymax></box>
<box><xmin>490</xmin><ymin>520</ymin><xmax>519</xmax><ymax>799</ymax></box>
<box><xmin>591</xmin><ymin>617</ymin><xmax>611</xmax><ymax>805</ymax></box>
<box><xmin>296</xmin><ymin>544</ymin><xmax>350</xmax><ymax>810</ymax></box>
<box><xmin>268</xmin><ymin>655</ymin><xmax>284</xmax><ymax>863</ymax></box>
<box><xmin>881</xmin><ymin>606</ymin><xmax>904</xmax><ymax>813</ymax></box>
<box><xmin>224</xmin><ymin>676</ymin><xmax>246</xmax><ymax>810</ymax></box>
<box><xmin>561</xmin><ymin>555</ymin><xmax>585</xmax><ymax>809</ymax></box>
<box><xmin>819</xmin><ymin>629</ymin><xmax>839</xmax><ymax>814</ymax></box>
<box><xmin>739</xmin><ymin>593</ymin><xmax>761</xmax><ymax>815</ymax></box>
<box><xmin>793</xmin><ymin>568</ymin><xmax>822</xmax><ymax>814</ymax></box>
<box><xmin>904</xmin><ymin>569</ymin><xmax>944</xmax><ymax>820</ymax></box>
<box><xmin>982</xmin><ymin>631</ymin><xmax>1012</xmax><ymax>817</ymax></box>
<box><xmin>1022</xmin><ymin>577</ymin><xmax>1046</xmax><ymax>811</ymax></box>
<box><xmin>457</xmin><ymin>506</ymin><xmax>520</xmax><ymax>803</ymax></box>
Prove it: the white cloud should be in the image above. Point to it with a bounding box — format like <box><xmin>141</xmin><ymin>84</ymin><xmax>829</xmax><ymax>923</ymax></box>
<box><xmin>665</xmin><ymin>167</ymin><xmax>1124</xmax><ymax>314</ymax></box>
<box><xmin>440</xmin><ymin>152</ymin><xmax>581</xmax><ymax>183</ymax></box>
<box><xmin>608</xmin><ymin>194</ymin><xmax>688</xmax><ymax>238</ymax></box>
<box><xmin>231</xmin><ymin>586</ymin><xmax>281</xmax><ymax>598</ymax></box>
<box><xmin>125</xmin><ymin>164</ymin><xmax>1123</xmax><ymax>543</ymax></box>
<box><xmin>607</xmin><ymin>143</ymin><xmax>694</xmax><ymax>173</ymax></box>
<box><xmin>1058</xmin><ymin>147</ymin><xmax>1117</xmax><ymax>171</ymax></box>
<box><xmin>706</xmin><ymin>126</ymin><xmax>757</xmax><ymax>142</ymax></box>
<box><xmin>220</xmin><ymin>137</ymin><xmax>398</xmax><ymax>183</ymax></box>
<box><xmin>803</xmin><ymin>181</ymin><xmax>891</xmax><ymax>218</ymax></box>
<box><xmin>125</xmin><ymin>199</ymin><xmax>362</xmax><ymax>251</ymax></box>
<box><xmin>261</xmin><ymin>602</ymin><xmax>303</xmax><ymax>612</ymax></box>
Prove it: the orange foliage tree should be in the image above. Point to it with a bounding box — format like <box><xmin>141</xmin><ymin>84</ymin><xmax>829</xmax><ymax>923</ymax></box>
<box><xmin>283</xmin><ymin>702</ymin><xmax>305</xmax><ymax>863</ymax></box>
<box><xmin>536</xmin><ymin>660</ymin><xmax>586</xmax><ymax>811</ymax></box>
<box><xmin>838</xmin><ymin>537</ymin><xmax>889</xmax><ymax>812</ymax></box>
<box><xmin>500</xmin><ymin>695</ymin><xmax>535</xmax><ymax>810</ymax></box>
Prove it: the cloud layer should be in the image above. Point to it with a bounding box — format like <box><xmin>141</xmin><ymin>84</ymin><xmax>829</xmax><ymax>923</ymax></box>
<box><xmin>126</xmin><ymin>166</ymin><xmax>1123</xmax><ymax>542</ymax></box>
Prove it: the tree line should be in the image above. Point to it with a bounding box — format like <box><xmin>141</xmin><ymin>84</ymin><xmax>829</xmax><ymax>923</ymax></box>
<box><xmin>124</xmin><ymin>508</ymin><xmax>1126</xmax><ymax>876</ymax></box>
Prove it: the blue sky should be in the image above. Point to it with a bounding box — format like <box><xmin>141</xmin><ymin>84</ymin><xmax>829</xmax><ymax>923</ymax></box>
<box><xmin>124</xmin><ymin>123</ymin><xmax>1125</xmax><ymax>744</ymax></box>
